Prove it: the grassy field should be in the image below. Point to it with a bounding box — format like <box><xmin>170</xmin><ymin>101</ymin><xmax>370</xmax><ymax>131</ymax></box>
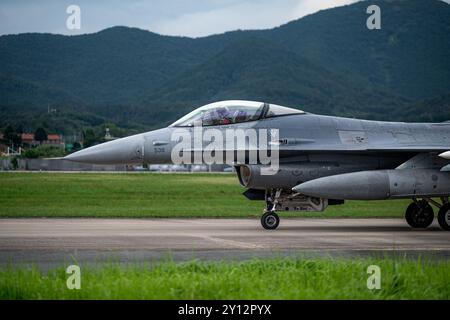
<box><xmin>0</xmin><ymin>172</ymin><xmax>408</xmax><ymax>217</ymax></box>
<box><xmin>0</xmin><ymin>172</ymin><xmax>411</xmax><ymax>218</ymax></box>
<box><xmin>1</xmin><ymin>257</ymin><xmax>449</xmax><ymax>299</ymax></box>
<box><xmin>0</xmin><ymin>173</ymin><xmax>447</xmax><ymax>300</ymax></box>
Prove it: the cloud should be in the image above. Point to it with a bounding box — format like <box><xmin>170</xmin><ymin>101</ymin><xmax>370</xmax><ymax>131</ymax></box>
<box><xmin>152</xmin><ymin>0</ymin><xmax>365</xmax><ymax>37</ymax></box>
<box><xmin>0</xmin><ymin>0</ymin><xmax>362</xmax><ymax>36</ymax></box>
<box><xmin>292</xmin><ymin>0</ymin><xmax>359</xmax><ymax>19</ymax></box>
<box><xmin>152</xmin><ymin>0</ymin><xmax>299</xmax><ymax>37</ymax></box>
<box><xmin>1</xmin><ymin>0</ymin><xmax>449</xmax><ymax>37</ymax></box>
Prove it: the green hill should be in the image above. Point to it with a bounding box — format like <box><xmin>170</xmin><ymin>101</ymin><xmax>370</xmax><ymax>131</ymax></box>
<box><xmin>142</xmin><ymin>36</ymin><xmax>410</xmax><ymax>123</ymax></box>
<box><xmin>0</xmin><ymin>0</ymin><xmax>449</xmax><ymax>133</ymax></box>
<box><xmin>268</xmin><ymin>0</ymin><xmax>450</xmax><ymax>100</ymax></box>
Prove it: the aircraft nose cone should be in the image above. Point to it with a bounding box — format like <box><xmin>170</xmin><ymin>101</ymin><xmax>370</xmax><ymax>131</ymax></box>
<box><xmin>65</xmin><ymin>134</ymin><xmax>145</xmax><ymax>164</ymax></box>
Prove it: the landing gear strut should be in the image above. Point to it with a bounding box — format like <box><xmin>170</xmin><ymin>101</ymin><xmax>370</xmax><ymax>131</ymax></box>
<box><xmin>261</xmin><ymin>189</ymin><xmax>281</xmax><ymax>230</ymax></box>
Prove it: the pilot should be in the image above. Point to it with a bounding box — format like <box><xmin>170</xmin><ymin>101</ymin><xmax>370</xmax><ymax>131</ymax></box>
<box><xmin>216</xmin><ymin>107</ymin><xmax>232</xmax><ymax>125</ymax></box>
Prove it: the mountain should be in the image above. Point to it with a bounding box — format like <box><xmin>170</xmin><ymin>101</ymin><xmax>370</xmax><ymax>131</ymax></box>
<box><xmin>142</xmin><ymin>36</ymin><xmax>409</xmax><ymax>122</ymax></box>
<box><xmin>267</xmin><ymin>0</ymin><xmax>450</xmax><ymax>100</ymax></box>
<box><xmin>396</xmin><ymin>92</ymin><xmax>450</xmax><ymax>123</ymax></box>
<box><xmin>0</xmin><ymin>0</ymin><xmax>449</xmax><ymax>134</ymax></box>
<box><xmin>0</xmin><ymin>28</ymin><xmax>211</xmax><ymax>106</ymax></box>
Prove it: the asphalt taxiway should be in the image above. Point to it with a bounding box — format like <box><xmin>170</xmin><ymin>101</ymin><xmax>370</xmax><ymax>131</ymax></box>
<box><xmin>1</xmin><ymin>218</ymin><xmax>449</xmax><ymax>268</ymax></box>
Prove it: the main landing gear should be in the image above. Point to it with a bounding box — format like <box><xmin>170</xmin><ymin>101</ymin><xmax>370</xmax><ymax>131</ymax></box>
<box><xmin>438</xmin><ymin>202</ymin><xmax>450</xmax><ymax>231</ymax></box>
<box><xmin>405</xmin><ymin>197</ymin><xmax>450</xmax><ymax>230</ymax></box>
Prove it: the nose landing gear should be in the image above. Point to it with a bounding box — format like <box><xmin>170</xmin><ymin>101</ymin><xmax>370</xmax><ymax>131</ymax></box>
<box><xmin>261</xmin><ymin>211</ymin><xmax>280</xmax><ymax>230</ymax></box>
<box><xmin>259</xmin><ymin>188</ymin><xmax>329</xmax><ymax>230</ymax></box>
<box><xmin>261</xmin><ymin>189</ymin><xmax>281</xmax><ymax>230</ymax></box>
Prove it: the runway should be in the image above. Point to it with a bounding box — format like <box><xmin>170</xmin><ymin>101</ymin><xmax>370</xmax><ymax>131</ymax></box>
<box><xmin>1</xmin><ymin>218</ymin><xmax>449</xmax><ymax>268</ymax></box>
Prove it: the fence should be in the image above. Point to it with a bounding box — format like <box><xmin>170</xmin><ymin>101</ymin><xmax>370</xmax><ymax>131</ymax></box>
<box><xmin>0</xmin><ymin>158</ymin><xmax>127</xmax><ymax>171</ymax></box>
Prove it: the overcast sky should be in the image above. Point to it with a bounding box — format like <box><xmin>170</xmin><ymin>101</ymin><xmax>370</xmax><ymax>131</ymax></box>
<box><xmin>1</xmin><ymin>0</ymin><xmax>449</xmax><ymax>37</ymax></box>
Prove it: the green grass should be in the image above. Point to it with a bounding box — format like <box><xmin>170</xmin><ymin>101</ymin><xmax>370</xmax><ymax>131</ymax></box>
<box><xmin>0</xmin><ymin>172</ymin><xmax>410</xmax><ymax>218</ymax></box>
<box><xmin>1</xmin><ymin>257</ymin><xmax>449</xmax><ymax>299</ymax></box>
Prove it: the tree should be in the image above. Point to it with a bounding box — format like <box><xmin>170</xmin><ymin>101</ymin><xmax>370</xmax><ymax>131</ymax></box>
<box><xmin>15</xmin><ymin>124</ymin><xmax>24</xmax><ymax>134</ymax></box>
<box><xmin>3</xmin><ymin>125</ymin><xmax>15</xmax><ymax>143</ymax></box>
<box><xmin>72</xmin><ymin>142</ymin><xmax>81</xmax><ymax>151</ymax></box>
<box><xmin>14</xmin><ymin>124</ymin><xmax>23</xmax><ymax>146</ymax></box>
<box><xmin>23</xmin><ymin>145</ymin><xmax>65</xmax><ymax>159</ymax></box>
<box><xmin>83</xmin><ymin>129</ymin><xmax>98</xmax><ymax>148</ymax></box>
<box><xmin>3</xmin><ymin>125</ymin><xmax>21</xmax><ymax>147</ymax></box>
<box><xmin>34</xmin><ymin>127</ymin><xmax>48</xmax><ymax>144</ymax></box>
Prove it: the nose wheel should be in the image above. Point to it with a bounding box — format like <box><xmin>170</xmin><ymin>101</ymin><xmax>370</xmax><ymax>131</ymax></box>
<box><xmin>261</xmin><ymin>211</ymin><xmax>280</xmax><ymax>230</ymax></box>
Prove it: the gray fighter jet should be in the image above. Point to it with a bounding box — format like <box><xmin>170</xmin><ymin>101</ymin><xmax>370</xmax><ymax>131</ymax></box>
<box><xmin>65</xmin><ymin>100</ymin><xmax>450</xmax><ymax>230</ymax></box>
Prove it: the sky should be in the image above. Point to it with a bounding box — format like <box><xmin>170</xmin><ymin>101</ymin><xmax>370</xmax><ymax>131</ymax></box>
<box><xmin>0</xmin><ymin>0</ymin><xmax>449</xmax><ymax>38</ymax></box>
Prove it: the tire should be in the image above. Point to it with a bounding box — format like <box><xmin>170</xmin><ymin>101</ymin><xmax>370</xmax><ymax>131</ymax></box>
<box><xmin>438</xmin><ymin>203</ymin><xmax>450</xmax><ymax>231</ymax></box>
<box><xmin>261</xmin><ymin>211</ymin><xmax>280</xmax><ymax>230</ymax></box>
<box><xmin>405</xmin><ymin>201</ymin><xmax>434</xmax><ymax>228</ymax></box>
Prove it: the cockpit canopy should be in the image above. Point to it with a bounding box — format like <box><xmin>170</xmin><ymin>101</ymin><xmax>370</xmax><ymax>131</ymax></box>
<box><xmin>170</xmin><ymin>100</ymin><xmax>304</xmax><ymax>127</ymax></box>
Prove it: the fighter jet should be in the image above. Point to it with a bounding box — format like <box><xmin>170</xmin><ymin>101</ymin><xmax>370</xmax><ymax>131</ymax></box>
<box><xmin>65</xmin><ymin>100</ymin><xmax>450</xmax><ymax>231</ymax></box>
